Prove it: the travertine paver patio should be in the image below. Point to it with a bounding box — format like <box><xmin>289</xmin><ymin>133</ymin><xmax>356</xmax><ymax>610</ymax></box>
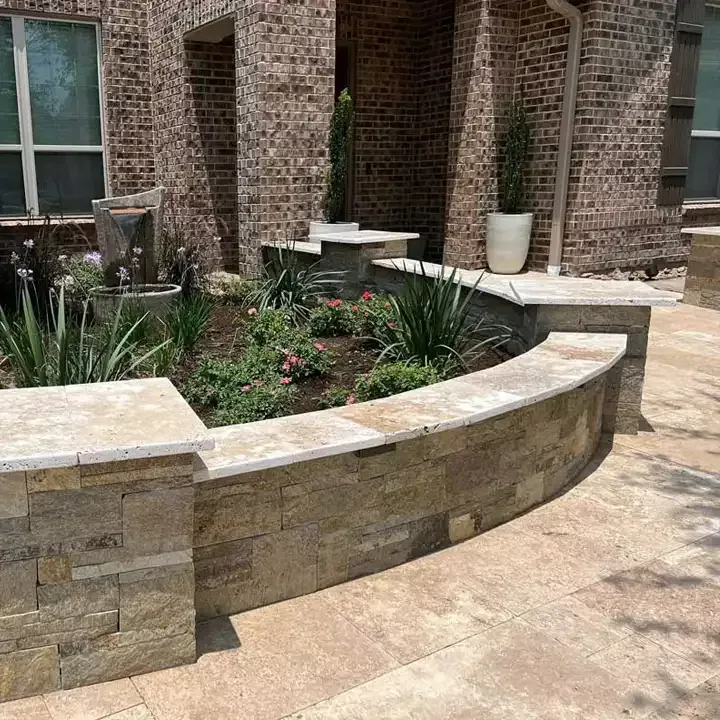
<box><xmin>2</xmin><ymin>301</ymin><xmax>718</xmax><ymax>720</ymax></box>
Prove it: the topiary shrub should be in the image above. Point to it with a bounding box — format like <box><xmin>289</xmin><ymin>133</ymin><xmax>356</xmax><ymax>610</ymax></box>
<box><xmin>501</xmin><ymin>99</ymin><xmax>530</xmax><ymax>215</ymax></box>
<box><xmin>324</xmin><ymin>89</ymin><xmax>354</xmax><ymax>223</ymax></box>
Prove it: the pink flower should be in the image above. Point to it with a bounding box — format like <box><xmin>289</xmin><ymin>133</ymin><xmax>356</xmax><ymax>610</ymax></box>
<box><xmin>384</xmin><ymin>302</ymin><xmax>392</xmax><ymax>309</ymax></box>
<box><xmin>247</xmin><ymin>308</ymin><xmax>258</xmax><ymax>316</ymax></box>
<box><xmin>387</xmin><ymin>321</ymin><xmax>397</xmax><ymax>329</ymax></box>
<box><xmin>346</xmin><ymin>395</ymin><xmax>357</xmax><ymax>405</ymax></box>
<box><xmin>241</xmin><ymin>385</ymin><xmax>252</xmax><ymax>393</ymax></box>
<box><xmin>352</xmin><ymin>305</ymin><xmax>359</xmax><ymax>313</ymax></box>
<box><xmin>326</xmin><ymin>299</ymin><xmax>342</xmax><ymax>309</ymax></box>
<box><xmin>280</xmin><ymin>377</ymin><xmax>292</xmax><ymax>385</ymax></box>
<box><xmin>361</xmin><ymin>291</ymin><xmax>374</xmax><ymax>302</ymax></box>
<box><xmin>282</xmin><ymin>361</ymin><xmax>291</xmax><ymax>372</ymax></box>
<box><xmin>313</xmin><ymin>342</ymin><xmax>327</xmax><ymax>351</ymax></box>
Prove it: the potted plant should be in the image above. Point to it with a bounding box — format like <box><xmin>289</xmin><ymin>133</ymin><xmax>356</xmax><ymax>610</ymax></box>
<box><xmin>90</xmin><ymin>214</ymin><xmax>181</xmax><ymax>320</ymax></box>
<box><xmin>310</xmin><ymin>88</ymin><xmax>360</xmax><ymax>241</ymax></box>
<box><xmin>486</xmin><ymin>99</ymin><xmax>533</xmax><ymax>274</ymax></box>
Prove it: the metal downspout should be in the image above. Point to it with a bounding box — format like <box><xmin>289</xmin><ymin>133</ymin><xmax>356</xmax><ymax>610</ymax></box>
<box><xmin>546</xmin><ymin>0</ymin><xmax>583</xmax><ymax>275</ymax></box>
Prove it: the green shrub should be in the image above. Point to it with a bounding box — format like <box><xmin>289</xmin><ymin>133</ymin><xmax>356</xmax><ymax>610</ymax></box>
<box><xmin>248</xmin><ymin>245</ymin><xmax>344</xmax><ymax>324</ymax></box>
<box><xmin>317</xmin><ymin>386</ymin><xmax>354</xmax><ymax>409</ymax></box>
<box><xmin>182</xmin><ymin>357</ymin><xmax>255</xmax><ymax>408</ymax></box>
<box><xmin>246</xmin><ymin>309</ymin><xmax>333</xmax><ymax>381</ymax></box>
<box><xmin>353</xmin><ymin>292</ymin><xmax>396</xmax><ymax>338</ymax></box>
<box><xmin>213</xmin><ymin>382</ymin><xmax>296</xmax><ymax>426</ymax></box>
<box><xmin>308</xmin><ymin>292</ymin><xmax>395</xmax><ymax>339</ymax></box>
<box><xmin>502</xmin><ymin>99</ymin><xmax>530</xmax><ymax>214</ymax></box>
<box><xmin>183</xmin><ymin>355</ymin><xmax>296</xmax><ymax>425</ymax></box>
<box><xmin>245</xmin><ymin>308</ymin><xmax>294</xmax><ymax>345</ymax></box>
<box><xmin>308</xmin><ymin>300</ymin><xmax>356</xmax><ymax>337</ymax></box>
<box><xmin>216</xmin><ymin>274</ymin><xmax>256</xmax><ymax>306</ymax></box>
<box><xmin>354</xmin><ymin>363</ymin><xmax>440</xmax><ymax>402</ymax></box>
<box><xmin>374</xmin><ymin>264</ymin><xmax>514</xmax><ymax>373</ymax></box>
<box><xmin>62</xmin><ymin>254</ymin><xmax>104</xmax><ymax>308</ymax></box>
<box><xmin>166</xmin><ymin>294</ymin><xmax>214</xmax><ymax>352</ymax></box>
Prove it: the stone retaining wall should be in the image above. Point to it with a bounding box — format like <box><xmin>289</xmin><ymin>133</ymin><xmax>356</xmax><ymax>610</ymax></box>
<box><xmin>193</xmin><ymin>379</ymin><xmax>605</xmax><ymax>620</ymax></box>
<box><xmin>371</xmin><ymin>263</ymin><xmax>652</xmax><ymax>435</ymax></box>
<box><xmin>0</xmin><ymin>454</ymin><xmax>196</xmax><ymax>701</ymax></box>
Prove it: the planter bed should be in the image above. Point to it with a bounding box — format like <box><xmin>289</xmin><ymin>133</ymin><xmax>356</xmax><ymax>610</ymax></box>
<box><xmin>171</xmin><ymin>296</ymin><xmax>511</xmax><ymax>429</ymax></box>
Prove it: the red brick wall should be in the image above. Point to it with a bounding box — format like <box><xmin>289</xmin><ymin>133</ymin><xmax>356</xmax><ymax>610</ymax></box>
<box><xmin>1</xmin><ymin>0</ymin><xmax>699</xmax><ymax>276</ymax></box>
<box><xmin>444</xmin><ymin>0</ymin><xmax>690</xmax><ymax>274</ymax></box>
<box><xmin>513</xmin><ymin>0</ymin><xmax>567</xmax><ymax>270</ymax></box>
<box><xmin>185</xmin><ymin>38</ymin><xmax>238</xmax><ymax>271</ymax></box>
<box><xmin>561</xmin><ymin>0</ymin><xmax>686</xmax><ymax>274</ymax></box>
<box><xmin>337</xmin><ymin>1</ymin><xmax>417</xmax><ymax>233</ymax></box>
<box><xmin>336</xmin><ymin>0</ymin><xmax>454</xmax><ymax>263</ymax></box>
<box><xmin>414</xmin><ymin>0</ymin><xmax>455</xmax><ymax>262</ymax></box>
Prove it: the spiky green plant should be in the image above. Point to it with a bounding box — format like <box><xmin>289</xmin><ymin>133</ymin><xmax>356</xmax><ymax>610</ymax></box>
<box><xmin>248</xmin><ymin>245</ymin><xmax>344</xmax><ymax>324</ymax></box>
<box><xmin>373</xmin><ymin>264</ymin><xmax>515</xmax><ymax>373</ymax></box>
<box><xmin>0</xmin><ymin>282</ymin><xmax>168</xmax><ymax>387</ymax></box>
<box><xmin>501</xmin><ymin>99</ymin><xmax>530</xmax><ymax>214</ymax></box>
<box><xmin>324</xmin><ymin>88</ymin><xmax>354</xmax><ymax>223</ymax></box>
<box><xmin>166</xmin><ymin>294</ymin><xmax>215</xmax><ymax>352</ymax></box>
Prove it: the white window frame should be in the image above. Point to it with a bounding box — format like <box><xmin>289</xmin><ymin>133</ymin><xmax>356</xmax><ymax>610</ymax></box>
<box><xmin>0</xmin><ymin>13</ymin><xmax>108</xmax><ymax>217</ymax></box>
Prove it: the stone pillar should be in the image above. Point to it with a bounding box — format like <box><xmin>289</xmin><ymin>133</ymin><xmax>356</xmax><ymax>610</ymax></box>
<box><xmin>529</xmin><ymin>305</ymin><xmax>651</xmax><ymax>435</ymax></box>
<box><xmin>235</xmin><ymin>1</ymin><xmax>337</xmax><ymax>277</ymax></box>
<box><xmin>319</xmin><ymin>234</ymin><xmax>412</xmax><ymax>297</ymax></box>
<box><xmin>682</xmin><ymin>228</ymin><xmax>720</xmax><ymax>310</ymax></box>
<box><xmin>443</xmin><ymin>0</ymin><xmax>519</xmax><ymax>269</ymax></box>
<box><xmin>0</xmin><ymin>380</ymin><xmax>212</xmax><ymax>702</ymax></box>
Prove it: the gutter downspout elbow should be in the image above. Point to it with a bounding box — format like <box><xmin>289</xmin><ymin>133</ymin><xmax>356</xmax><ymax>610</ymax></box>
<box><xmin>546</xmin><ymin>0</ymin><xmax>583</xmax><ymax>276</ymax></box>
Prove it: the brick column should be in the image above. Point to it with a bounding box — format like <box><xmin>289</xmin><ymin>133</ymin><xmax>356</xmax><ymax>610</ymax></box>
<box><xmin>559</xmin><ymin>0</ymin><xmax>684</xmax><ymax>275</ymax></box>
<box><xmin>443</xmin><ymin>0</ymin><xmax>518</xmax><ymax>270</ymax></box>
<box><xmin>235</xmin><ymin>1</ymin><xmax>336</xmax><ymax>277</ymax></box>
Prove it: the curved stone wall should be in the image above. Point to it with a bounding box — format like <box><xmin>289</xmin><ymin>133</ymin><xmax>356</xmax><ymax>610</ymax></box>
<box><xmin>193</xmin><ymin>332</ymin><xmax>626</xmax><ymax>620</ymax></box>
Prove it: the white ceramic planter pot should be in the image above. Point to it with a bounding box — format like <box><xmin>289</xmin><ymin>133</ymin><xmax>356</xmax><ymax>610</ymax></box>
<box><xmin>309</xmin><ymin>221</ymin><xmax>360</xmax><ymax>243</ymax></box>
<box><xmin>91</xmin><ymin>284</ymin><xmax>182</xmax><ymax>322</ymax></box>
<box><xmin>486</xmin><ymin>212</ymin><xmax>533</xmax><ymax>274</ymax></box>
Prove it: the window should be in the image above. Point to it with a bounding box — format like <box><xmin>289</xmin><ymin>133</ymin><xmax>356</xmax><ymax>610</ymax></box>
<box><xmin>0</xmin><ymin>15</ymin><xmax>106</xmax><ymax>217</ymax></box>
<box><xmin>688</xmin><ymin>4</ymin><xmax>720</xmax><ymax>200</ymax></box>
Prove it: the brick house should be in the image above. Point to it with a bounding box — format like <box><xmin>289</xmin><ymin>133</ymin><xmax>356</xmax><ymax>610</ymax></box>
<box><xmin>0</xmin><ymin>0</ymin><xmax>718</xmax><ymax>277</ymax></box>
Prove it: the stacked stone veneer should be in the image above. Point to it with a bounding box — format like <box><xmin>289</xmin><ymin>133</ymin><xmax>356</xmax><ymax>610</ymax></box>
<box><xmin>527</xmin><ymin>306</ymin><xmax>650</xmax><ymax>435</ymax></box>
<box><xmin>193</xmin><ymin>379</ymin><xmax>605</xmax><ymax>620</ymax></box>
<box><xmin>0</xmin><ymin>455</ymin><xmax>196</xmax><ymax>702</ymax></box>
<box><xmin>683</xmin><ymin>230</ymin><xmax>720</xmax><ymax>310</ymax></box>
<box><xmin>370</xmin><ymin>263</ymin><xmax>651</xmax><ymax>436</ymax></box>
